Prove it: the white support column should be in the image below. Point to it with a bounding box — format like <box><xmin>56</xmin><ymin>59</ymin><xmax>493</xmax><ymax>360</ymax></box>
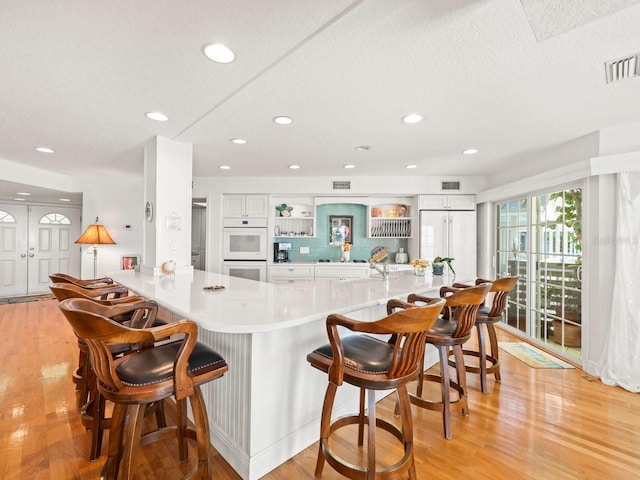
<box><xmin>141</xmin><ymin>136</ymin><xmax>193</xmax><ymax>276</ymax></box>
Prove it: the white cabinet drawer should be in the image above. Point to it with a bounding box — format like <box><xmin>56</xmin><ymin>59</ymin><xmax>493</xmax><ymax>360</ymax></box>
<box><xmin>271</xmin><ymin>279</ymin><xmax>315</xmax><ymax>285</ymax></box>
<box><xmin>269</xmin><ymin>265</ymin><xmax>315</xmax><ymax>278</ymax></box>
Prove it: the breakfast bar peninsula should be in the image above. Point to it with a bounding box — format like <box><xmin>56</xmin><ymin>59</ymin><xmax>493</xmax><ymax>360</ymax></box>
<box><xmin>109</xmin><ymin>268</ymin><xmax>448</xmax><ymax>480</ymax></box>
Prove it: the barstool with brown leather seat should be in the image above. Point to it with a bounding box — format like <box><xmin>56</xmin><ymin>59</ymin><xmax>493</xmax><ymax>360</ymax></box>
<box><xmin>407</xmin><ymin>283</ymin><xmax>491</xmax><ymax>439</ymax></box>
<box><xmin>449</xmin><ymin>277</ymin><xmax>519</xmax><ymax>394</ymax></box>
<box><xmin>58</xmin><ymin>298</ymin><xmax>228</xmax><ymax>480</ymax></box>
<box><xmin>51</xmin><ymin>285</ymin><xmax>165</xmax><ymax>461</ymax></box>
<box><xmin>50</xmin><ymin>282</ymin><xmax>141</xmax><ymax>409</ymax></box>
<box><xmin>307</xmin><ymin>297</ymin><xmax>445</xmax><ymax>480</ymax></box>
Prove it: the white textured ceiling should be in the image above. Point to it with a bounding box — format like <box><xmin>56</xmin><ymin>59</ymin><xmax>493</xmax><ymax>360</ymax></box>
<box><xmin>1</xmin><ymin>0</ymin><xmax>640</xmax><ymax>201</ymax></box>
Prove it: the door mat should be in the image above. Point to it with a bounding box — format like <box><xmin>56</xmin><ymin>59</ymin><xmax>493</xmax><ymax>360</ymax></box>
<box><xmin>0</xmin><ymin>294</ymin><xmax>56</xmax><ymax>305</ymax></box>
<box><xmin>499</xmin><ymin>342</ymin><xmax>575</xmax><ymax>369</ymax></box>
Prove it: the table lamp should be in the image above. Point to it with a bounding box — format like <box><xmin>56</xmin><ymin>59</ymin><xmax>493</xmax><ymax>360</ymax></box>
<box><xmin>75</xmin><ymin>217</ymin><xmax>116</xmax><ymax>278</ymax></box>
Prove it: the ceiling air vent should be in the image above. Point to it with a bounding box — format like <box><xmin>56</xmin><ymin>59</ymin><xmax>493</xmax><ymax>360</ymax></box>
<box><xmin>332</xmin><ymin>180</ymin><xmax>351</xmax><ymax>190</ymax></box>
<box><xmin>605</xmin><ymin>53</ymin><xmax>639</xmax><ymax>84</ymax></box>
<box><xmin>441</xmin><ymin>181</ymin><xmax>460</xmax><ymax>191</ymax></box>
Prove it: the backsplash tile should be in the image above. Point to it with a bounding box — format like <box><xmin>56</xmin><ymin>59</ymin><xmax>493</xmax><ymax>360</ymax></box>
<box><xmin>278</xmin><ymin>203</ymin><xmax>408</xmax><ymax>263</ymax></box>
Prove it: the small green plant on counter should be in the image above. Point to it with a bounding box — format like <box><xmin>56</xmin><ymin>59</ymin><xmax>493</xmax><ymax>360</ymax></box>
<box><xmin>433</xmin><ymin>256</ymin><xmax>455</xmax><ymax>275</ymax></box>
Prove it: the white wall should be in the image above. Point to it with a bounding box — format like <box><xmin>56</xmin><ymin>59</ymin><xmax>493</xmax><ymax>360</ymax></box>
<box><xmin>0</xmin><ymin>158</ymin><xmax>75</xmax><ymax>192</ymax></box>
<box><xmin>73</xmin><ymin>175</ymin><xmax>144</xmax><ymax>278</ymax></box>
<box><xmin>483</xmin><ymin>132</ymin><xmax>600</xmax><ymax>190</ymax></box>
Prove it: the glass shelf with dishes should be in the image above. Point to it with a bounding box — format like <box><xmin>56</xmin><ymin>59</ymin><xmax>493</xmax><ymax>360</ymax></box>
<box><xmin>272</xmin><ymin>198</ymin><xmax>315</xmax><ymax>238</ymax></box>
<box><xmin>368</xmin><ymin>201</ymin><xmax>412</xmax><ymax>238</ymax></box>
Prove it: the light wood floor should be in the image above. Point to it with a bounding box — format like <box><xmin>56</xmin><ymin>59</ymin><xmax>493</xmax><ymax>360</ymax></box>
<box><xmin>1</xmin><ymin>299</ymin><xmax>639</xmax><ymax>480</ymax></box>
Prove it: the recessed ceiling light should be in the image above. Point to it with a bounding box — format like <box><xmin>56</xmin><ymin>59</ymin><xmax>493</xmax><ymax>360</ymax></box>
<box><xmin>16</xmin><ymin>192</ymin><xmax>31</xmax><ymax>196</ymax></box>
<box><xmin>35</xmin><ymin>147</ymin><xmax>55</xmax><ymax>153</ymax></box>
<box><xmin>145</xmin><ymin>111</ymin><xmax>169</xmax><ymax>122</ymax></box>
<box><xmin>59</xmin><ymin>198</ymin><xmax>71</xmax><ymax>202</ymax></box>
<box><xmin>402</xmin><ymin>114</ymin><xmax>423</xmax><ymax>124</ymax></box>
<box><xmin>202</xmin><ymin>43</ymin><xmax>235</xmax><ymax>64</ymax></box>
<box><xmin>288</xmin><ymin>164</ymin><xmax>300</xmax><ymax>169</ymax></box>
<box><xmin>463</xmin><ymin>148</ymin><xmax>478</xmax><ymax>155</ymax></box>
<box><xmin>231</xmin><ymin>138</ymin><xmax>247</xmax><ymax>144</ymax></box>
<box><xmin>219</xmin><ymin>165</ymin><xmax>231</xmax><ymax>170</ymax></box>
<box><xmin>405</xmin><ymin>164</ymin><xmax>418</xmax><ymax>169</ymax></box>
<box><xmin>13</xmin><ymin>198</ymin><xmax>26</xmax><ymax>201</ymax></box>
<box><xmin>343</xmin><ymin>164</ymin><xmax>356</xmax><ymax>169</ymax></box>
<box><xmin>273</xmin><ymin>116</ymin><xmax>292</xmax><ymax>125</ymax></box>
<box><xmin>355</xmin><ymin>145</ymin><xmax>371</xmax><ymax>151</ymax></box>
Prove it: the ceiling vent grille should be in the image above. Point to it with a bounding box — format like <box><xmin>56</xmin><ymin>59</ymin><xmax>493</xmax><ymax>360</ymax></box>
<box><xmin>441</xmin><ymin>181</ymin><xmax>461</xmax><ymax>191</ymax></box>
<box><xmin>332</xmin><ymin>180</ymin><xmax>351</xmax><ymax>190</ymax></box>
<box><xmin>605</xmin><ymin>54</ymin><xmax>639</xmax><ymax>83</ymax></box>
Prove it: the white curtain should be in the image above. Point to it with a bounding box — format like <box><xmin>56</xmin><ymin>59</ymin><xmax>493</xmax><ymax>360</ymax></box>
<box><xmin>599</xmin><ymin>172</ymin><xmax>640</xmax><ymax>392</ymax></box>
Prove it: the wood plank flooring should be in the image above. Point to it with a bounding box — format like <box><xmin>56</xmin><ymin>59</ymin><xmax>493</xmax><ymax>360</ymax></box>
<box><xmin>1</xmin><ymin>299</ymin><xmax>639</xmax><ymax>479</ymax></box>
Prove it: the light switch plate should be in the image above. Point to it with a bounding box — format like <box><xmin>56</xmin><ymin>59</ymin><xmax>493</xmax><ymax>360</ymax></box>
<box><xmin>300</xmin><ymin>246</ymin><xmax>310</xmax><ymax>254</ymax></box>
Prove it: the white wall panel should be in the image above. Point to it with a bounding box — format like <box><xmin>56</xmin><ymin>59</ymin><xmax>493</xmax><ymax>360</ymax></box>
<box><xmin>1</xmin><ymin>260</ymin><xmax>16</xmax><ymax>286</ymax></box>
<box><xmin>1</xmin><ymin>227</ymin><xmax>16</xmax><ymax>253</ymax></box>
<box><xmin>59</xmin><ymin>228</ymin><xmax>70</xmax><ymax>251</ymax></box>
<box><xmin>38</xmin><ymin>228</ymin><xmax>52</xmax><ymax>252</ymax></box>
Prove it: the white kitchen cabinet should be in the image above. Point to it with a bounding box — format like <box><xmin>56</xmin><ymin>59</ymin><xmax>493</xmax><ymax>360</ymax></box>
<box><xmin>269</xmin><ymin>265</ymin><xmax>315</xmax><ymax>282</ymax></box>
<box><xmin>419</xmin><ymin>210</ymin><xmax>476</xmax><ymax>281</ymax></box>
<box><xmin>314</xmin><ymin>265</ymin><xmax>370</xmax><ymax>280</ymax></box>
<box><xmin>418</xmin><ymin>195</ymin><xmax>475</xmax><ymax>211</ymax></box>
<box><xmin>223</xmin><ymin>194</ymin><xmax>269</xmax><ymax>218</ymax></box>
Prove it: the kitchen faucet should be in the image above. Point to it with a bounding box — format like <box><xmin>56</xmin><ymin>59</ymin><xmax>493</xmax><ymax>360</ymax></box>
<box><xmin>369</xmin><ymin>261</ymin><xmax>390</xmax><ymax>280</ymax></box>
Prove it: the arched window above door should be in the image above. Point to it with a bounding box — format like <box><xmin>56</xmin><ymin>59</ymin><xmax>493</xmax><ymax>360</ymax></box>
<box><xmin>0</xmin><ymin>210</ymin><xmax>17</xmax><ymax>223</ymax></box>
<box><xmin>39</xmin><ymin>213</ymin><xmax>71</xmax><ymax>225</ymax></box>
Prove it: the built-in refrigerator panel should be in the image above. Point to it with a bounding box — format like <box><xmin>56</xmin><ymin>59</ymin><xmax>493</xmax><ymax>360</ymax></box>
<box><xmin>419</xmin><ymin>210</ymin><xmax>477</xmax><ymax>282</ymax></box>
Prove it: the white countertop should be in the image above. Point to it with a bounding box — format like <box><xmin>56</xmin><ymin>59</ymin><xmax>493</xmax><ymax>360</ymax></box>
<box><xmin>108</xmin><ymin>269</ymin><xmax>450</xmax><ymax>334</ymax></box>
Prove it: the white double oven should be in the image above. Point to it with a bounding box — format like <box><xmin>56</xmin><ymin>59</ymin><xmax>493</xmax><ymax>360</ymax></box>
<box><xmin>221</xmin><ymin>218</ymin><xmax>268</xmax><ymax>282</ymax></box>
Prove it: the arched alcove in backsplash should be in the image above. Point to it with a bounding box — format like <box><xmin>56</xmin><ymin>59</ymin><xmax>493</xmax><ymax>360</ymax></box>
<box><xmin>282</xmin><ymin>203</ymin><xmax>409</xmax><ymax>263</ymax></box>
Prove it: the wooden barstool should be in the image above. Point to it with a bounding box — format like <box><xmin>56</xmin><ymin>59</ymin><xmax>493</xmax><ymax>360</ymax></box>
<box><xmin>58</xmin><ymin>298</ymin><xmax>228</xmax><ymax>480</ymax></box>
<box><xmin>50</xmin><ymin>282</ymin><xmax>138</xmax><ymax>409</ymax></box>
<box><xmin>407</xmin><ymin>283</ymin><xmax>491</xmax><ymax>439</ymax></box>
<box><xmin>51</xmin><ymin>284</ymin><xmax>165</xmax><ymax>461</ymax></box>
<box><xmin>49</xmin><ymin>272</ymin><xmax>115</xmax><ymax>288</ymax></box>
<box><xmin>449</xmin><ymin>277</ymin><xmax>519</xmax><ymax>394</ymax></box>
<box><xmin>307</xmin><ymin>297</ymin><xmax>445</xmax><ymax>480</ymax></box>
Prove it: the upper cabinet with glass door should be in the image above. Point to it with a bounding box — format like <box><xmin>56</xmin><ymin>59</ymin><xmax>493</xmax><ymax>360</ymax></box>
<box><xmin>368</xmin><ymin>198</ymin><xmax>412</xmax><ymax>238</ymax></box>
<box><xmin>272</xmin><ymin>197</ymin><xmax>315</xmax><ymax>238</ymax></box>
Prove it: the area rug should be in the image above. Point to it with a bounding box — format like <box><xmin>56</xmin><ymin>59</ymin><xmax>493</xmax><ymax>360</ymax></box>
<box><xmin>499</xmin><ymin>342</ymin><xmax>575</xmax><ymax>369</ymax></box>
<box><xmin>0</xmin><ymin>294</ymin><xmax>55</xmax><ymax>305</ymax></box>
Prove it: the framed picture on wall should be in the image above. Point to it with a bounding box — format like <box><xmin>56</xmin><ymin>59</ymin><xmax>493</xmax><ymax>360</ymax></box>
<box><xmin>330</xmin><ymin>215</ymin><xmax>353</xmax><ymax>244</ymax></box>
<box><xmin>121</xmin><ymin>254</ymin><xmax>140</xmax><ymax>270</ymax></box>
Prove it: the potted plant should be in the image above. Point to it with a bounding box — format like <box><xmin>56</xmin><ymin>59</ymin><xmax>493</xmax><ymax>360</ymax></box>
<box><xmin>410</xmin><ymin>258</ymin><xmax>430</xmax><ymax>276</ymax></box>
<box><xmin>432</xmin><ymin>256</ymin><xmax>455</xmax><ymax>276</ymax></box>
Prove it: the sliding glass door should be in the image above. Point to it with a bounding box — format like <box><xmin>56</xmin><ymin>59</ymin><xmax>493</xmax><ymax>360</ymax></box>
<box><xmin>496</xmin><ymin>199</ymin><xmax>527</xmax><ymax>333</ymax></box>
<box><xmin>496</xmin><ymin>187</ymin><xmax>582</xmax><ymax>359</ymax></box>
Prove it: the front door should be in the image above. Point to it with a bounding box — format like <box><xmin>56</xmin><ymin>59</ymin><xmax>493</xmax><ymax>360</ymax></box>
<box><xmin>0</xmin><ymin>204</ymin><xmax>81</xmax><ymax>297</ymax></box>
<box><xmin>0</xmin><ymin>205</ymin><xmax>29</xmax><ymax>296</ymax></box>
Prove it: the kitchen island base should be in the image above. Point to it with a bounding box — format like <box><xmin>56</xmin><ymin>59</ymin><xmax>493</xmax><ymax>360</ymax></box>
<box><xmin>111</xmin><ymin>270</ymin><xmax>445</xmax><ymax>480</ymax></box>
